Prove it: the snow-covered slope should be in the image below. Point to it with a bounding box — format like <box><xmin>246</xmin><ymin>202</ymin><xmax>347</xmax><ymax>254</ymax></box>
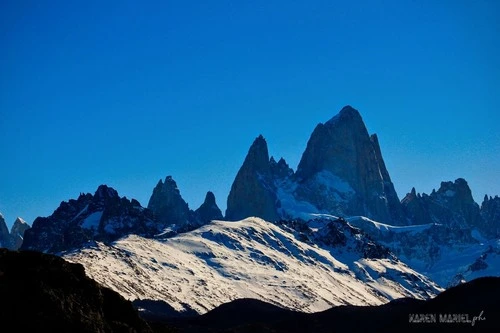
<box><xmin>64</xmin><ymin>217</ymin><xmax>441</xmax><ymax>314</ymax></box>
<box><xmin>345</xmin><ymin>216</ymin><xmax>500</xmax><ymax>286</ymax></box>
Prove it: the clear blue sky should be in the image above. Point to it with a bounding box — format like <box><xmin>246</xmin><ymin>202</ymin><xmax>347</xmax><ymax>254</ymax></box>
<box><xmin>1</xmin><ymin>0</ymin><xmax>499</xmax><ymax>228</ymax></box>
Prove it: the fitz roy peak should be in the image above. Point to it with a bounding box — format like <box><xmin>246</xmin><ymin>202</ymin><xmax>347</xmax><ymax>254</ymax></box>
<box><xmin>226</xmin><ymin>106</ymin><xmax>404</xmax><ymax>224</ymax></box>
<box><xmin>296</xmin><ymin>106</ymin><xmax>404</xmax><ymax>224</ymax></box>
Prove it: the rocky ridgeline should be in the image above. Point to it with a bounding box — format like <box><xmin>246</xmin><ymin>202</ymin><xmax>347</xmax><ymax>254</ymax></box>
<box><xmin>22</xmin><ymin>185</ymin><xmax>159</xmax><ymax>253</ymax></box>
<box><xmin>402</xmin><ymin>178</ymin><xmax>499</xmax><ymax>238</ymax></box>
<box><xmin>21</xmin><ymin>179</ymin><xmax>224</xmax><ymax>252</ymax></box>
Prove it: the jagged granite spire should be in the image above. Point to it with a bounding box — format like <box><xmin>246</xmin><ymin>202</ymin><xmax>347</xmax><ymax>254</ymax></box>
<box><xmin>147</xmin><ymin>176</ymin><xmax>191</xmax><ymax>226</ymax></box>
<box><xmin>295</xmin><ymin>105</ymin><xmax>404</xmax><ymax>224</ymax></box>
<box><xmin>9</xmin><ymin>217</ymin><xmax>30</xmax><ymax>250</ymax></box>
<box><xmin>195</xmin><ymin>191</ymin><xmax>223</xmax><ymax>224</ymax></box>
<box><xmin>226</xmin><ymin>135</ymin><xmax>279</xmax><ymax>221</ymax></box>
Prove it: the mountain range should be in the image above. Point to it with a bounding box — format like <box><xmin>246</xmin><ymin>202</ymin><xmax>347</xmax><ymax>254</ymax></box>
<box><xmin>4</xmin><ymin>105</ymin><xmax>499</xmax><ymax>317</ymax></box>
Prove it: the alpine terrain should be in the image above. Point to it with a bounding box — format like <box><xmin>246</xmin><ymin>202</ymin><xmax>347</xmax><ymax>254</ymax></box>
<box><xmin>12</xmin><ymin>105</ymin><xmax>499</xmax><ymax>323</ymax></box>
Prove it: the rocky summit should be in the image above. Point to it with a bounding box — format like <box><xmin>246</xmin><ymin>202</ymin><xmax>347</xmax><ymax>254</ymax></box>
<box><xmin>295</xmin><ymin>105</ymin><xmax>404</xmax><ymax>224</ymax></box>
<box><xmin>195</xmin><ymin>191</ymin><xmax>223</xmax><ymax>225</ymax></box>
<box><xmin>147</xmin><ymin>176</ymin><xmax>223</xmax><ymax>233</ymax></box>
<box><xmin>9</xmin><ymin>217</ymin><xmax>30</xmax><ymax>249</ymax></box>
<box><xmin>147</xmin><ymin>176</ymin><xmax>192</xmax><ymax>229</ymax></box>
<box><xmin>0</xmin><ymin>214</ymin><xmax>30</xmax><ymax>250</ymax></box>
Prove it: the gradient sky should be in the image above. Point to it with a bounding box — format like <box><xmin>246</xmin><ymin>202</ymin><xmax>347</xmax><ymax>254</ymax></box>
<box><xmin>1</xmin><ymin>0</ymin><xmax>499</xmax><ymax>228</ymax></box>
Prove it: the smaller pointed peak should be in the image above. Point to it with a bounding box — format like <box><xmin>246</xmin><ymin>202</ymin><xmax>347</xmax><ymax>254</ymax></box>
<box><xmin>483</xmin><ymin>194</ymin><xmax>489</xmax><ymax>203</ymax></box>
<box><xmin>14</xmin><ymin>217</ymin><xmax>27</xmax><ymax>225</ymax></box>
<box><xmin>269</xmin><ymin>156</ymin><xmax>277</xmax><ymax>164</ymax></box>
<box><xmin>411</xmin><ymin>187</ymin><xmax>417</xmax><ymax>196</ymax></box>
<box><xmin>204</xmin><ymin>191</ymin><xmax>216</xmax><ymax>205</ymax></box>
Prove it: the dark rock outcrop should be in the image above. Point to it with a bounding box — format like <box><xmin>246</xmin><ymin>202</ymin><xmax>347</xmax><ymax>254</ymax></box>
<box><xmin>195</xmin><ymin>191</ymin><xmax>223</xmax><ymax>225</ymax></box>
<box><xmin>9</xmin><ymin>217</ymin><xmax>30</xmax><ymax>249</ymax></box>
<box><xmin>0</xmin><ymin>248</ymin><xmax>154</xmax><ymax>332</ymax></box>
<box><xmin>295</xmin><ymin>105</ymin><xmax>404</xmax><ymax>224</ymax></box>
<box><xmin>147</xmin><ymin>175</ymin><xmax>213</xmax><ymax>233</ymax></box>
<box><xmin>226</xmin><ymin>135</ymin><xmax>280</xmax><ymax>222</ymax></box>
<box><xmin>0</xmin><ymin>214</ymin><xmax>31</xmax><ymax>250</ymax></box>
<box><xmin>480</xmin><ymin>195</ymin><xmax>500</xmax><ymax>238</ymax></box>
<box><xmin>22</xmin><ymin>185</ymin><xmax>158</xmax><ymax>253</ymax></box>
<box><xmin>0</xmin><ymin>213</ymin><xmax>9</xmax><ymax>248</ymax></box>
<box><xmin>147</xmin><ymin>176</ymin><xmax>191</xmax><ymax>227</ymax></box>
<box><xmin>270</xmin><ymin>156</ymin><xmax>294</xmax><ymax>180</ymax></box>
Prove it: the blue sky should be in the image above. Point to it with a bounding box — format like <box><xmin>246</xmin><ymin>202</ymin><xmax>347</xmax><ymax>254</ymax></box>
<box><xmin>1</xmin><ymin>0</ymin><xmax>499</xmax><ymax>228</ymax></box>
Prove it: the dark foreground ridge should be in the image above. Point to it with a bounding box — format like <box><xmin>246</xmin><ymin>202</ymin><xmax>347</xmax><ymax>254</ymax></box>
<box><xmin>155</xmin><ymin>277</ymin><xmax>500</xmax><ymax>333</ymax></box>
<box><xmin>1</xmin><ymin>248</ymin><xmax>499</xmax><ymax>333</ymax></box>
<box><xmin>0</xmin><ymin>249</ymin><xmax>162</xmax><ymax>333</ymax></box>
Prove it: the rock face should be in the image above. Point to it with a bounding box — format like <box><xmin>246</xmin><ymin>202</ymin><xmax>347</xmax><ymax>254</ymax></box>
<box><xmin>22</xmin><ymin>185</ymin><xmax>158</xmax><ymax>253</ymax></box>
<box><xmin>481</xmin><ymin>195</ymin><xmax>500</xmax><ymax>238</ymax></box>
<box><xmin>0</xmin><ymin>213</ymin><xmax>9</xmax><ymax>248</ymax></box>
<box><xmin>0</xmin><ymin>248</ymin><xmax>153</xmax><ymax>332</ymax></box>
<box><xmin>295</xmin><ymin>106</ymin><xmax>404</xmax><ymax>224</ymax></box>
<box><xmin>195</xmin><ymin>191</ymin><xmax>223</xmax><ymax>225</ymax></box>
<box><xmin>226</xmin><ymin>135</ymin><xmax>280</xmax><ymax>222</ymax></box>
<box><xmin>0</xmin><ymin>214</ymin><xmax>31</xmax><ymax>250</ymax></box>
<box><xmin>9</xmin><ymin>217</ymin><xmax>30</xmax><ymax>250</ymax></box>
<box><xmin>147</xmin><ymin>175</ymin><xmax>215</xmax><ymax>232</ymax></box>
<box><xmin>402</xmin><ymin>178</ymin><xmax>484</xmax><ymax>230</ymax></box>
<box><xmin>147</xmin><ymin>176</ymin><xmax>191</xmax><ymax>227</ymax></box>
